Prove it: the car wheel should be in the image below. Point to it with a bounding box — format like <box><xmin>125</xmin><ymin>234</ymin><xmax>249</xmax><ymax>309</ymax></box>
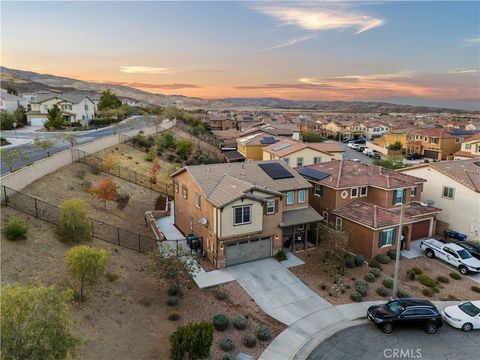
<box><xmin>462</xmin><ymin>323</ymin><xmax>473</xmax><ymax>332</ymax></box>
<box><xmin>382</xmin><ymin>322</ymin><xmax>393</xmax><ymax>334</ymax></box>
<box><xmin>425</xmin><ymin>249</ymin><xmax>435</xmax><ymax>258</ymax></box>
<box><xmin>425</xmin><ymin>322</ymin><xmax>438</xmax><ymax>334</ymax></box>
<box><xmin>459</xmin><ymin>266</ymin><xmax>468</xmax><ymax>275</ymax></box>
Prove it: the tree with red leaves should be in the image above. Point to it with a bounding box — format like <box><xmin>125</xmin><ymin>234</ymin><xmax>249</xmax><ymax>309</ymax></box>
<box><xmin>150</xmin><ymin>160</ymin><xmax>161</xmax><ymax>184</ymax></box>
<box><xmin>91</xmin><ymin>178</ymin><xmax>118</xmax><ymax>208</ymax></box>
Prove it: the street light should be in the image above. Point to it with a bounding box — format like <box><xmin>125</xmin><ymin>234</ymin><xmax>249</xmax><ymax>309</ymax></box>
<box><xmin>392</xmin><ymin>200</ymin><xmax>427</xmax><ymax>299</ymax></box>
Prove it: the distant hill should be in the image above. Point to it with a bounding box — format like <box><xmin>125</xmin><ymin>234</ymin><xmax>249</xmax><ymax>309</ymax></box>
<box><xmin>1</xmin><ymin>67</ymin><xmax>475</xmax><ymax>113</ymax></box>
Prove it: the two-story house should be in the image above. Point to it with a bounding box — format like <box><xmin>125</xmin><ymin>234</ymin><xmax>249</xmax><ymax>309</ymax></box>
<box><xmin>202</xmin><ymin>114</ymin><xmax>234</xmax><ymax>131</ymax></box>
<box><xmin>171</xmin><ymin>161</ymin><xmax>323</xmax><ymax>268</ymax></box>
<box><xmin>325</xmin><ymin>121</ymin><xmax>363</xmax><ymax>140</ymax></box>
<box><xmin>297</xmin><ymin>160</ymin><xmax>441</xmax><ymax>260</ymax></box>
<box><xmin>236</xmin><ymin>131</ymin><xmax>281</xmax><ymax>160</ymax></box>
<box><xmin>374</xmin><ymin>128</ymin><xmax>415</xmax><ymax>150</ymax></box>
<box><xmin>453</xmin><ymin>133</ymin><xmax>480</xmax><ymax>159</ymax></box>
<box><xmin>359</xmin><ymin>121</ymin><xmax>391</xmax><ymax>140</ymax></box>
<box><xmin>0</xmin><ymin>90</ymin><xmax>27</xmax><ymax>113</ymax></box>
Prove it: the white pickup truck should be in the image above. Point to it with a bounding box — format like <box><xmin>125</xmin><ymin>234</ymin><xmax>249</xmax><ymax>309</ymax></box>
<box><xmin>420</xmin><ymin>239</ymin><xmax>480</xmax><ymax>275</ymax></box>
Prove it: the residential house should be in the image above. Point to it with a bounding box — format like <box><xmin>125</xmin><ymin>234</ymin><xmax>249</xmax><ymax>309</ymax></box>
<box><xmin>325</xmin><ymin>120</ymin><xmax>363</xmax><ymax>140</ymax></box>
<box><xmin>262</xmin><ymin>138</ymin><xmax>344</xmax><ymax>167</ymax></box>
<box><xmin>453</xmin><ymin>134</ymin><xmax>480</xmax><ymax>159</ymax></box>
<box><xmin>374</xmin><ymin>128</ymin><xmax>415</xmax><ymax>149</ymax></box>
<box><xmin>171</xmin><ymin>161</ymin><xmax>323</xmax><ymax>268</ymax></box>
<box><xmin>236</xmin><ymin>131</ymin><xmax>280</xmax><ymax>160</ymax></box>
<box><xmin>298</xmin><ymin>160</ymin><xmax>441</xmax><ymax>260</ymax></box>
<box><xmin>399</xmin><ymin>160</ymin><xmax>480</xmax><ymax>241</ymax></box>
<box><xmin>0</xmin><ymin>90</ymin><xmax>27</xmax><ymax>113</ymax></box>
<box><xmin>203</xmin><ymin>114</ymin><xmax>234</xmax><ymax>131</ymax></box>
<box><xmin>359</xmin><ymin>121</ymin><xmax>391</xmax><ymax>140</ymax></box>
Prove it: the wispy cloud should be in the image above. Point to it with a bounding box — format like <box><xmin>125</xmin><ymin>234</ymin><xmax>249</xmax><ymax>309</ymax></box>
<box><xmin>300</xmin><ymin>71</ymin><xmax>414</xmax><ymax>84</ymax></box>
<box><xmin>253</xmin><ymin>4</ymin><xmax>385</xmax><ymax>34</ymax></box>
<box><xmin>258</xmin><ymin>35</ymin><xmax>315</xmax><ymax>52</ymax></box>
<box><xmin>448</xmin><ymin>68</ymin><xmax>479</xmax><ymax>75</ymax></box>
<box><xmin>463</xmin><ymin>37</ymin><xmax>480</xmax><ymax>46</ymax></box>
<box><xmin>118</xmin><ymin>66</ymin><xmax>171</xmax><ymax>74</ymax></box>
<box><xmin>106</xmin><ymin>81</ymin><xmax>200</xmax><ymax>90</ymax></box>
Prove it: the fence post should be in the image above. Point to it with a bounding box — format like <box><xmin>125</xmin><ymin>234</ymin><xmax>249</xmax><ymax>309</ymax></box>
<box><xmin>117</xmin><ymin>228</ymin><xmax>120</xmax><ymax>245</ymax></box>
<box><xmin>138</xmin><ymin>234</ymin><xmax>141</xmax><ymax>252</ymax></box>
<box><xmin>34</xmin><ymin>198</ymin><xmax>39</xmax><ymax>218</ymax></box>
<box><xmin>3</xmin><ymin>186</ymin><xmax>8</xmax><ymax>207</ymax></box>
<box><xmin>91</xmin><ymin>220</ymin><xmax>95</xmax><ymax>238</ymax></box>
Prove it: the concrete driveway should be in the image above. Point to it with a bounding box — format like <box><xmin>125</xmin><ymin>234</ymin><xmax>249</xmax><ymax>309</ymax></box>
<box><xmin>226</xmin><ymin>258</ymin><xmax>331</xmax><ymax>326</ymax></box>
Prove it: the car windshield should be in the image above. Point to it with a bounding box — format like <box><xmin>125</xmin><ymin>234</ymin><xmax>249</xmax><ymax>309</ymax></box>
<box><xmin>457</xmin><ymin>249</ymin><xmax>472</xmax><ymax>259</ymax></box>
<box><xmin>387</xmin><ymin>300</ymin><xmax>404</xmax><ymax>315</ymax></box>
<box><xmin>459</xmin><ymin>302</ymin><xmax>480</xmax><ymax>317</ymax></box>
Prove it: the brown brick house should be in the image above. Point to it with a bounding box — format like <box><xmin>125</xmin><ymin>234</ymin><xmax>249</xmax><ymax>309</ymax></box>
<box><xmin>171</xmin><ymin>161</ymin><xmax>323</xmax><ymax>268</ymax></box>
<box><xmin>297</xmin><ymin>160</ymin><xmax>442</xmax><ymax>260</ymax></box>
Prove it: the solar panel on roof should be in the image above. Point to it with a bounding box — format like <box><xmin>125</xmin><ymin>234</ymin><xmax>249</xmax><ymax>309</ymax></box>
<box><xmin>260</xmin><ymin>137</ymin><xmax>277</xmax><ymax>145</ymax></box>
<box><xmin>297</xmin><ymin>167</ymin><xmax>331</xmax><ymax>181</ymax></box>
<box><xmin>272</xmin><ymin>143</ymin><xmax>292</xmax><ymax>151</ymax></box>
<box><xmin>259</xmin><ymin>163</ymin><xmax>294</xmax><ymax>180</ymax></box>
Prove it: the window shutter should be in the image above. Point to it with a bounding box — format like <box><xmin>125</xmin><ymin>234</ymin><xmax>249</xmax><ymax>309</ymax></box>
<box><xmin>274</xmin><ymin>199</ymin><xmax>279</xmax><ymax>213</ymax></box>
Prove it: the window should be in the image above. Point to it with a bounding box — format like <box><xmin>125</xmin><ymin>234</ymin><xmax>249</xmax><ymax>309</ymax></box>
<box><xmin>360</xmin><ymin>186</ymin><xmax>367</xmax><ymax>197</ymax></box>
<box><xmin>286</xmin><ymin>191</ymin><xmax>295</xmax><ymax>205</ymax></box>
<box><xmin>465</xmin><ymin>143</ymin><xmax>471</xmax><ymax>150</ymax></box>
<box><xmin>189</xmin><ymin>216</ymin><xmax>193</xmax><ymax>231</ymax></box>
<box><xmin>234</xmin><ymin>205</ymin><xmax>251</xmax><ymax>225</ymax></box>
<box><xmin>296</xmin><ymin>157</ymin><xmax>304</xmax><ymax>167</ymax></box>
<box><xmin>313</xmin><ymin>156</ymin><xmax>322</xmax><ymax>164</ymax></box>
<box><xmin>195</xmin><ymin>193</ymin><xmax>201</xmax><ymax>209</ymax></box>
<box><xmin>174</xmin><ymin>180</ymin><xmax>179</xmax><ymax>193</ymax></box>
<box><xmin>455</xmin><ymin>137</ymin><xmax>462</xmax><ymax>143</ymax></box>
<box><xmin>351</xmin><ymin>187</ymin><xmax>358</xmax><ymax>198</ymax></box>
<box><xmin>322</xmin><ymin>211</ymin><xmax>329</xmax><ymax>224</ymax></box>
<box><xmin>430</xmin><ymin>137</ymin><xmax>438</xmax><ymax>144</ymax></box>
<box><xmin>393</xmin><ymin>189</ymin><xmax>405</xmax><ymax>205</ymax></box>
<box><xmin>378</xmin><ymin>229</ymin><xmax>396</xmax><ymax>248</ymax></box>
<box><xmin>442</xmin><ymin>186</ymin><xmax>455</xmax><ymax>199</ymax></box>
<box><xmin>298</xmin><ymin>190</ymin><xmax>306</xmax><ymax>203</ymax></box>
<box><xmin>335</xmin><ymin>217</ymin><xmax>342</xmax><ymax>230</ymax></box>
<box><xmin>283</xmin><ymin>158</ymin><xmax>289</xmax><ymax>165</ymax></box>
<box><xmin>373</xmin><ymin>127</ymin><xmax>380</xmax><ymax>132</ymax></box>
<box><xmin>314</xmin><ymin>184</ymin><xmax>323</xmax><ymax>197</ymax></box>
<box><xmin>266</xmin><ymin>199</ymin><xmax>275</xmax><ymax>214</ymax></box>
<box><xmin>181</xmin><ymin>184</ymin><xmax>188</xmax><ymax>200</ymax></box>
<box><xmin>84</xmin><ymin>104</ymin><xmax>89</xmax><ymax>110</ymax></box>
<box><xmin>411</xmin><ymin>186</ymin><xmax>417</xmax><ymax>196</ymax></box>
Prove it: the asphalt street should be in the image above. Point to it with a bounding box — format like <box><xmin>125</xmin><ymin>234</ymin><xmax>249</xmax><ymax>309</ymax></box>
<box><xmin>340</xmin><ymin>143</ymin><xmax>374</xmax><ymax>164</ymax></box>
<box><xmin>307</xmin><ymin>323</ymin><xmax>478</xmax><ymax>360</ymax></box>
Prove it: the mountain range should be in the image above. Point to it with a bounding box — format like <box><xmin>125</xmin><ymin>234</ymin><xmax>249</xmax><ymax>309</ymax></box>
<box><xmin>1</xmin><ymin>67</ymin><xmax>477</xmax><ymax>113</ymax></box>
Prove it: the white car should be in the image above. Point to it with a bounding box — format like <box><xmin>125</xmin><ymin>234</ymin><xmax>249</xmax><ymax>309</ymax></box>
<box><xmin>442</xmin><ymin>301</ymin><xmax>480</xmax><ymax>332</ymax></box>
<box><xmin>420</xmin><ymin>239</ymin><xmax>480</xmax><ymax>274</ymax></box>
<box><xmin>347</xmin><ymin>141</ymin><xmax>356</xmax><ymax>148</ymax></box>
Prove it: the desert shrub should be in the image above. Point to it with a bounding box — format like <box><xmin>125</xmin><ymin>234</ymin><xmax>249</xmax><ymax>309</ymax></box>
<box><xmin>377</xmin><ymin>286</ymin><xmax>388</xmax><ymax>297</ymax></box>
<box><xmin>219</xmin><ymin>355</ymin><xmax>234</xmax><ymax>360</ymax></box>
<box><xmin>91</xmin><ymin>165</ymin><xmax>101</xmax><ymax>175</ymax></box>
<box><xmin>356</xmin><ymin>284</ymin><xmax>368</xmax><ymax>297</ymax></box>
<box><xmin>243</xmin><ymin>334</ymin><xmax>257</xmax><ymax>348</ymax></box>
<box><xmin>369</xmin><ymin>268</ymin><xmax>381</xmax><ymax>278</ymax></box>
<box><xmin>350</xmin><ymin>291</ymin><xmax>362</xmax><ymax>302</ymax></box>
<box><xmin>437</xmin><ymin>276</ymin><xmax>449</xmax><ymax>284</ymax></box>
<box><xmin>234</xmin><ymin>315</ymin><xmax>247</xmax><ymax>330</ymax></box>
<box><xmin>408</xmin><ymin>271</ymin><xmax>416</xmax><ymax>281</ymax></box>
<box><xmin>4</xmin><ymin>216</ymin><xmax>28</xmax><ymax>241</ymax></box>
<box><xmin>274</xmin><ymin>249</ymin><xmax>288</xmax><ymax>261</ymax></box>
<box><xmin>354</xmin><ymin>255</ymin><xmax>365</xmax><ymax>267</ymax></box>
<box><xmin>375</xmin><ymin>255</ymin><xmax>391</xmax><ymax>264</ymax></box>
<box><xmin>219</xmin><ymin>338</ymin><xmax>235</xmax><ymax>352</ymax></box>
<box><xmin>397</xmin><ymin>288</ymin><xmax>410</xmax><ymax>298</ymax></box>
<box><xmin>76</xmin><ymin>169</ymin><xmax>86</xmax><ymax>179</ymax></box>
<box><xmin>170</xmin><ymin>321</ymin><xmax>214</xmax><ymax>360</ymax></box>
<box><xmin>168</xmin><ymin>313</ymin><xmax>180</xmax><ymax>321</ymax></box>
<box><xmin>471</xmin><ymin>286</ymin><xmax>480</xmax><ymax>293</ymax></box>
<box><xmin>368</xmin><ymin>260</ymin><xmax>382</xmax><ymax>269</ymax></box>
<box><xmin>168</xmin><ymin>284</ymin><xmax>180</xmax><ymax>296</ymax></box>
<box><xmin>450</xmin><ymin>272</ymin><xmax>461</xmax><ymax>280</ymax></box>
<box><xmin>355</xmin><ymin>279</ymin><xmax>367</xmax><ymax>288</ymax></box>
<box><xmin>215</xmin><ymin>290</ymin><xmax>228</xmax><ymax>301</ymax></box>
<box><xmin>345</xmin><ymin>255</ymin><xmax>356</xmax><ymax>268</ymax></box>
<box><xmin>422</xmin><ymin>288</ymin><xmax>433</xmax><ymax>297</ymax></box>
<box><xmin>383</xmin><ymin>278</ymin><xmax>394</xmax><ymax>289</ymax></box>
<box><xmin>418</xmin><ymin>274</ymin><xmax>436</xmax><ymax>288</ymax></box>
<box><xmin>257</xmin><ymin>325</ymin><xmax>272</xmax><ymax>341</ymax></box>
<box><xmin>116</xmin><ymin>193</ymin><xmax>130</xmax><ymax>210</ymax></box>
<box><xmin>364</xmin><ymin>273</ymin><xmax>376</xmax><ymax>283</ymax></box>
<box><xmin>412</xmin><ymin>267</ymin><xmax>422</xmax><ymax>274</ymax></box>
<box><xmin>319</xmin><ymin>284</ymin><xmax>327</xmax><ymax>290</ymax></box>
<box><xmin>106</xmin><ymin>272</ymin><xmax>119</xmax><ymax>282</ymax></box>
<box><xmin>140</xmin><ymin>296</ymin><xmax>154</xmax><ymax>306</ymax></box>
<box><xmin>167</xmin><ymin>296</ymin><xmax>179</xmax><ymax>307</ymax></box>
<box><xmin>387</xmin><ymin>250</ymin><xmax>397</xmax><ymax>260</ymax></box>
<box><xmin>81</xmin><ymin>180</ymin><xmax>92</xmax><ymax>189</ymax></box>
<box><xmin>212</xmin><ymin>314</ymin><xmax>229</xmax><ymax>331</ymax></box>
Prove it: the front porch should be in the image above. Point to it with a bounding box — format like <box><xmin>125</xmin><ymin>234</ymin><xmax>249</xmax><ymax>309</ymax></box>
<box><xmin>280</xmin><ymin>206</ymin><xmax>323</xmax><ymax>252</ymax></box>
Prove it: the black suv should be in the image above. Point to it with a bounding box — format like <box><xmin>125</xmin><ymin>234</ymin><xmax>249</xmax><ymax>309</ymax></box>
<box><xmin>367</xmin><ymin>298</ymin><xmax>443</xmax><ymax>334</ymax></box>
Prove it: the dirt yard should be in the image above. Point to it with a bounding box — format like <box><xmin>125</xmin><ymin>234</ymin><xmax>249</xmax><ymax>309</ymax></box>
<box><xmin>291</xmin><ymin>246</ymin><xmax>480</xmax><ymax>305</ymax></box>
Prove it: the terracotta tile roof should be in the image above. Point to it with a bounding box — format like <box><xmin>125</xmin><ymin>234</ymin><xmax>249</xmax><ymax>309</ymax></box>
<box><xmin>428</xmin><ymin>159</ymin><xmax>480</xmax><ymax>192</ymax></box>
<box><xmin>453</xmin><ymin>150</ymin><xmax>480</xmax><ymax>159</ymax></box>
<box><xmin>390</xmin><ymin>203</ymin><xmax>441</xmax><ymax>218</ymax></box>
<box><xmin>299</xmin><ymin>160</ymin><xmax>425</xmax><ymax>189</ymax></box>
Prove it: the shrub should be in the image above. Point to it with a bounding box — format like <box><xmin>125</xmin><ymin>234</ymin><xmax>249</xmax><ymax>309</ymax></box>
<box><xmin>274</xmin><ymin>249</ymin><xmax>288</xmax><ymax>261</ymax></box>
<box><xmin>91</xmin><ymin>165</ymin><xmax>101</xmax><ymax>175</ymax></box>
<box><xmin>368</xmin><ymin>260</ymin><xmax>382</xmax><ymax>269</ymax></box>
<box><xmin>345</xmin><ymin>255</ymin><xmax>356</xmax><ymax>268</ymax></box>
<box><xmin>375</xmin><ymin>255</ymin><xmax>391</xmax><ymax>264</ymax></box>
<box><xmin>319</xmin><ymin>284</ymin><xmax>327</xmax><ymax>290</ymax></box>
<box><xmin>356</xmin><ymin>284</ymin><xmax>368</xmax><ymax>297</ymax></box>
<box><xmin>106</xmin><ymin>272</ymin><xmax>119</xmax><ymax>282</ymax></box>
<box><xmin>4</xmin><ymin>216</ymin><xmax>28</xmax><ymax>241</ymax></box>
<box><xmin>364</xmin><ymin>273</ymin><xmax>376</xmax><ymax>283</ymax></box>
<box><xmin>387</xmin><ymin>250</ymin><xmax>397</xmax><ymax>260</ymax></box>
<box><xmin>170</xmin><ymin>321</ymin><xmax>214</xmax><ymax>360</ymax></box>
<box><xmin>471</xmin><ymin>286</ymin><xmax>480</xmax><ymax>293</ymax></box>
<box><xmin>243</xmin><ymin>334</ymin><xmax>257</xmax><ymax>348</ymax></box>
<box><xmin>234</xmin><ymin>315</ymin><xmax>247</xmax><ymax>330</ymax></box>
<box><xmin>76</xmin><ymin>169</ymin><xmax>86</xmax><ymax>179</ymax></box>
<box><xmin>418</xmin><ymin>274</ymin><xmax>436</xmax><ymax>288</ymax></box>
<box><xmin>257</xmin><ymin>325</ymin><xmax>272</xmax><ymax>341</ymax></box>
<box><xmin>437</xmin><ymin>276</ymin><xmax>449</xmax><ymax>284</ymax></box>
<box><xmin>219</xmin><ymin>356</ymin><xmax>234</xmax><ymax>360</ymax></box>
<box><xmin>167</xmin><ymin>296</ymin><xmax>179</xmax><ymax>307</ymax></box>
<box><xmin>168</xmin><ymin>313</ymin><xmax>180</xmax><ymax>321</ymax></box>
<box><xmin>219</xmin><ymin>337</ymin><xmax>235</xmax><ymax>352</ymax></box>
<box><xmin>212</xmin><ymin>314</ymin><xmax>229</xmax><ymax>331</ymax></box>
<box><xmin>397</xmin><ymin>288</ymin><xmax>410</xmax><ymax>298</ymax></box>
<box><xmin>383</xmin><ymin>278</ymin><xmax>394</xmax><ymax>289</ymax></box>
<box><xmin>377</xmin><ymin>286</ymin><xmax>388</xmax><ymax>297</ymax></box>
<box><xmin>354</xmin><ymin>255</ymin><xmax>365</xmax><ymax>267</ymax></box>
<box><xmin>450</xmin><ymin>272</ymin><xmax>461</xmax><ymax>280</ymax></box>
<box><xmin>58</xmin><ymin>198</ymin><xmax>93</xmax><ymax>243</ymax></box>
<box><xmin>81</xmin><ymin>180</ymin><xmax>92</xmax><ymax>190</ymax></box>
<box><xmin>422</xmin><ymin>288</ymin><xmax>433</xmax><ymax>297</ymax></box>
<box><xmin>350</xmin><ymin>291</ymin><xmax>362</xmax><ymax>302</ymax></box>
<box><xmin>408</xmin><ymin>271</ymin><xmax>416</xmax><ymax>281</ymax></box>
<box><xmin>369</xmin><ymin>268</ymin><xmax>381</xmax><ymax>278</ymax></box>
<box><xmin>168</xmin><ymin>284</ymin><xmax>180</xmax><ymax>296</ymax></box>
<box><xmin>140</xmin><ymin>296</ymin><xmax>154</xmax><ymax>306</ymax></box>
<box><xmin>412</xmin><ymin>267</ymin><xmax>422</xmax><ymax>274</ymax></box>
<box><xmin>116</xmin><ymin>193</ymin><xmax>130</xmax><ymax>210</ymax></box>
<box><xmin>215</xmin><ymin>290</ymin><xmax>228</xmax><ymax>301</ymax></box>
<box><xmin>355</xmin><ymin>279</ymin><xmax>367</xmax><ymax>288</ymax></box>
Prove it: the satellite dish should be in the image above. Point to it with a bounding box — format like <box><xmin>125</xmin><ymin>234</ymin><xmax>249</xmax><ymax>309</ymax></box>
<box><xmin>199</xmin><ymin>217</ymin><xmax>208</xmax><ymax>225</ymax></box>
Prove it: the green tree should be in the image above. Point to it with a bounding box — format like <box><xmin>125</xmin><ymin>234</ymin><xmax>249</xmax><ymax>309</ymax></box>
<box><xmin>145</xmin><ymin>145</ymin><xmax>158</xmax><ymax>162</ymax></box>
<box><xmin>44</xmin><ymin>104</ymin><xmax>64</xmax><ymax>129</ymax></box>
<box><xmin>65</xmin><ymin>245</ymin><xmax>109</xmax><ymax>302</ymax></box>
<box><xmin>302</xmin><ymin>130</ymin><xmax>324</xmax><ymax>143</ymax></box>
<box><xmin>0</xmin><ymin>111</ymin><xmax>15</xmax><ymax>130</ymax></box>
<box><xmin>373</xmin><ymin>155</ymin><xmax>406</xmax><ymax>170</ymax></box>
<box><xmin>97</xmin><ymin>89</ymin><xmax>122</xmax><ymax>111</ymax></box>
<box><xmin>0</xmin><ymin>147</ymin><xmax>28</xmax><ymax>172</ymax></box>
<box><xmin>170</xmin><ymin>321</ymin><xmax>214</xmax><ymax>360</ymax></box>
<box><xmin>5</xmin><ymin>86</ymin><xmax>18</xmax><ymax>95</ymax></box>
<box><xmin>388</xmin><ymin>141</ymin><xmax>403</xmax><ymax>151</ymax></box>
<box><xmin>1</xmin><ymin>284</ymin><xmax>81</xmax><ymax>360</ymax></box>
<box><xmin>192</xmin><ymin>123</ymin><xmax>206</xmax><ymax>148</ymax></box>
<box><xmin>13</xmin><ymin>105</ymin><xmax>27</xmax><ymax>126</ymax></box>
<box><xmin>33</xmin><ymin>136</ymin><xmax>55</xmax><ymax>157</ymax></box>
<box><xmin>57</xmin><ymin>198</ymin><xmax>92</xmax><ymax>243</ymax></box>
<box><xmin>157</xmin><ymin>132</ymin><xmax>176</xmax><ymax>150</ymax></box>
<box><xmin>175</xmin><ymin>139</ymin><xmax>193</xmax><ymax>159</ymax></box>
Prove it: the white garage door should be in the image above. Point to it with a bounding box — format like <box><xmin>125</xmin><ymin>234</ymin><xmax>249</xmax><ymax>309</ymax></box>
<box><xmin>29</xmin><ymin>117</ymin><xmax>47</xmax><ymax>127</ymax></box>
<box><xmin>225</xmin><ymin>237</ymin><xmax>272</xmax><ymax>267</ymax></box>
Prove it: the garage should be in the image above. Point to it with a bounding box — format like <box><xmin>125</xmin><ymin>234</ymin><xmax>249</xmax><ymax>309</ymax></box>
<box><xmin>225</xmin><ymin>237</ymin><xmax>272</xmax><ymax>267</ymax></box>
<box><xmin>423</xmin><ymin>150</ymin><xmax>440</xmax><ymax>160</ymax></box>
<box><xmin>29</xmin><ymin>117</ymin><xmax>47</xmax><ymax>127</ymax></box>
<box><xmin>411</xmin><ymin>220</ymin><xmax>431</xmax><ymax>240</ymax></box>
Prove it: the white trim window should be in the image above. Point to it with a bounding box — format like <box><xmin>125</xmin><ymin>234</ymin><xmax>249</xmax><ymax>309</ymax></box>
<box><xmin>351</xmin><ymin>187</ymin><xmax>359</xmax><ymax>198</ymax></box>
<box><xmin>313</xmin><ymin>156</ymin><xmax>322</xmax><ymax>164</ymax></box>
<box><xmin>234</xmin><ymin>205</ymin><xmax>251</xmax><ymax>225</ymax></box>
<box><xmin>286</xmin><ymin>191</ymin><xmax>295</xmax><ymax>205</ymax></box>
<box><xmin>195</xmin><ymin>193</ymin><xmax>201</xmax><ymax>209</ymax></box>
<box><xmin>283</xmin><ymin>158</ymin><xmax>289</xmax><ymax>165</ymax></box>
<box><xmin>335</xmin><ymin>217</ymin><xmax>343</xmax><ymax>230</ymax></box>
<box><xmin>314</xmin><ymin>184</ymin><xmax>323</xmax><ymax>197</ymax></box>
<box><xmin>360</xmin><ymin>186</ymin><xmax>368</xmax><ymax>197</ymax></box>
<box><xmin>296</xmin><ymin>157</ymin><xmax>304</xmax><ymax>167</ymax></box>
<box><xmin>378</xmin><ymin>228</ymin><xmax>396</xmax><ymax>248</ymax></box>
<box><xmin>322</xmin><ymin>211</ymin><xmax>329</xmax><ymax>224</ymax></box>
<box><xmin>411</xmin><ymin>186</ymin><xmax>417</xmax><ymax>196</ymax></box>
<box><xmin>266</xmin><ymin>199</ymin><xmax>275</xmax><ymax>214</ymax></box>
<box><xmin>442</xmin><ymin>186</ymin><xmax>455</xmax><ymax>199</ymax></box>
<box><xmin>393</xmin><ymin>189</ymin><xmax>405</xmax><ymax>204</ymax></box>
<box><xmin>298</xmin><ymin>190</ymin><xmax>306</xmax><ymax>203</ymax></box>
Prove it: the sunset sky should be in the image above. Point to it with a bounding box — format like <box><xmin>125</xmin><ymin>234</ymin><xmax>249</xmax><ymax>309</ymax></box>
<box><xmin>1</xmin><ymin>1</ymin><xmax>479</xmax><ymax>102</ymax></box>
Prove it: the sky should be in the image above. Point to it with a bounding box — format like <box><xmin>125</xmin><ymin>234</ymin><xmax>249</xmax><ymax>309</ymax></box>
<box><xmin>1</xmin><ymin>1</ymin><xmax>479</xmax><ymax>103</ymax></box>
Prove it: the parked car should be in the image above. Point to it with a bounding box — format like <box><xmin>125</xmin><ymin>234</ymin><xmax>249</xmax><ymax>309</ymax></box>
<box><xmin>444</xmin><ymin>229</ymin><xmax>468</xmax><ymax>242</ymax></box>
<box><xmin>442</xmin><ymin>301</ymin><xmax>480</xmax><ymax>332</ymax></box>
<box><xmin>367</xmin><ymin>299</ymin><xmax>443</xmax><ymax>334</ymax></box>
<box><xmin>351</xmin><ymin>158</ymin><xmax>361</xmax><ymax>162</ymax></box>
<box><xmin>420</xmin><ymin>239</ymin><xmax>480</xmax><ymax>274</ymax></box>
<box><xmin>347</xmin><ymin>141</ymin><xmax>356</xmax><ymax>148</ymax></box>
<box><xmin>354</xmin><ymin>139</ymin><xmax>366</xmax><ymax>144</ymax></box>
<box><xmin>363</xmin><ymin>148</ymin><xmax>381</xmax><ymax>159</ymax></box>
<box><xmin>455</xmin><ymin>241</ymin><xmax>480</xmax><ymax>260</ymax></box>
<box><xmin>355</xmin><ymin>144</ymin><xmax>366</xmax><ymax>152</ymax></box>
<box><xmin>405</xmin><ymin>152</ymin><xmax>423</xmax><ymax>160</ymax></box>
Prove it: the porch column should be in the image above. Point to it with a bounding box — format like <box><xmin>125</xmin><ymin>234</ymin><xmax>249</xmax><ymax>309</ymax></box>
<box><xmin>305</xmin><ymin>223</ymin><xmax>310</xmax><ymax>251</ymax></box>
<box><xmin>316</xmin><ymin>223</ymin><xmax>319</xmax><ymax>247</ymax></box>
<box><xmin>428</xmin><ymin>218</ymin><xmax>434</xmax><ymax>237</ymax></box>
<box><xmin>291</xmin><ymin>226</ymin><xmax>296</xmax><ymax>252</ymax></box>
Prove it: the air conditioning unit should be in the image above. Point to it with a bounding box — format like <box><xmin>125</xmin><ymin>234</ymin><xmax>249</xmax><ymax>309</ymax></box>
<box><xmin>425</xmin><ymin>200</ymin><xmax>435</xmax><ymax>207</ymax></box>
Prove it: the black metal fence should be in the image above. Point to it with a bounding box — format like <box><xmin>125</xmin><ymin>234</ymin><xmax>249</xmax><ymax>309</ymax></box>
<box><xmin>1</xmin><ymin>186</ymin><xmax>157</xmax><ymax>253</ymax></box>
<box><xmin>73</xmin><ymin>149</ymin><xmax>173</xmax><ymax>197</ymax></box>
